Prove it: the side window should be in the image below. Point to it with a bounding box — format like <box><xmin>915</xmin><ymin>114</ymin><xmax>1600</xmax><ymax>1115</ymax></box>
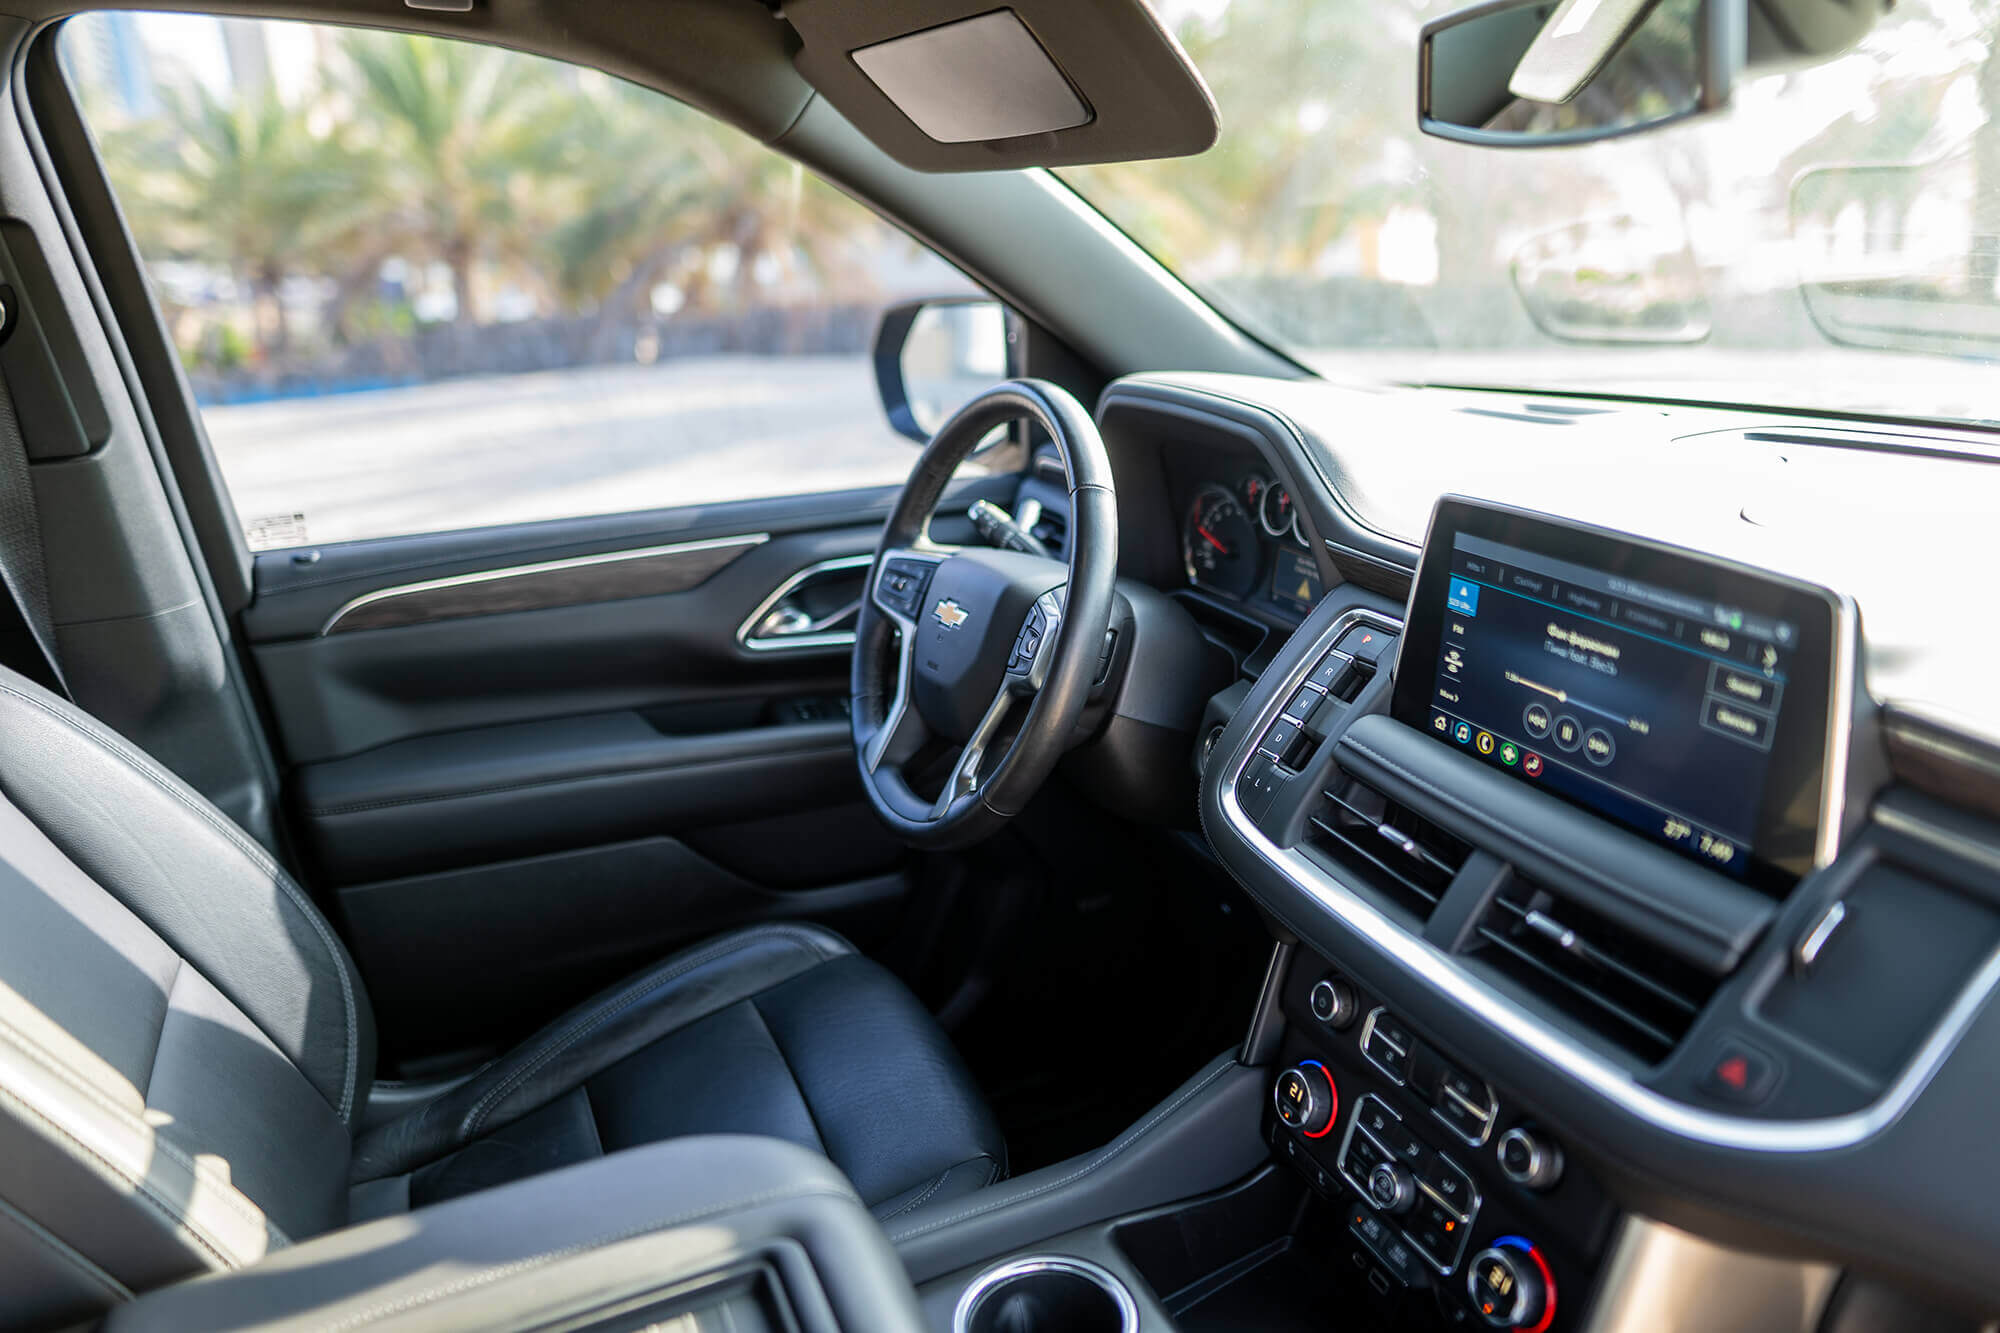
<box><xmin>61</xmin><ymin>16</ymin><xmax>996</xmax><ymax>549</ymax></box>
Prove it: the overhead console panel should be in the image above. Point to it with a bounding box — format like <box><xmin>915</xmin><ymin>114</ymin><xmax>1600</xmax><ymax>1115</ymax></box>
<box><xmin>784</xmin><ymin>0</ymin><xmax>1218</xmax><ymax>171</ymax></box>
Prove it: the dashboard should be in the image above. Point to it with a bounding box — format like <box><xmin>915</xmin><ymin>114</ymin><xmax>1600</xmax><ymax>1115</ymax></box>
<box><xmin>1075</xmin><ymin>371</ymin><xmax>2000</xmax><ymax>1325</ymax></box>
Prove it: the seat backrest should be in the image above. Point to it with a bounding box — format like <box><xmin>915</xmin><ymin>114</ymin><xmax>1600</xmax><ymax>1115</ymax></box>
<box><xmin>0</xmin><ymin>667</ymin><xmax>374</xmax><ymax>1327</ymax></box>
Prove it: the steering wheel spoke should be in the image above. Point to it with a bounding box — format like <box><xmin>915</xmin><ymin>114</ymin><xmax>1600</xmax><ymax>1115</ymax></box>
<box><xmin>931</xmin><ymin>686</ymin><xmax>1016</xmax><ymax>819</ymax></box>
<box><xmin>862</xmin><ymin>546</ymin><xmax>945</xmax><ymax>774</ymax></box>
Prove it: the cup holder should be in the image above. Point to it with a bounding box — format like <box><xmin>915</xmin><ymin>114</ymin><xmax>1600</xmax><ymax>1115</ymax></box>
<box><xmin>953</xmin><ymin>1256</ymin><xmax>1140</xmax><ymax>1333</ymax></box>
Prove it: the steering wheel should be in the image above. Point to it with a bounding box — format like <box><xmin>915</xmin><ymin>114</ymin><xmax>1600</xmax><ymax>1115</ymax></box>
<box><xmin>852</xmin><ymin>380</ymin><xmax>1117</xmax><ymax>849</ymax></box>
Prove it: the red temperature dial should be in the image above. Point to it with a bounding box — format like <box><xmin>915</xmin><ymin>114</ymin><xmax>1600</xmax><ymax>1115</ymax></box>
<box><xmin>1272</xmin><ymin>1060</ymin><xmax>1338</xmax><ymax>1138</ymax></box>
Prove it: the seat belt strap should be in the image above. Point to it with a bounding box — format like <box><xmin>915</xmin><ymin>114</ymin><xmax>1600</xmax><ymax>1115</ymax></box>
<box><xmin>0</xmin><ymin>352</ymin><xmax>69</xmax><ymax>699</ymax></box>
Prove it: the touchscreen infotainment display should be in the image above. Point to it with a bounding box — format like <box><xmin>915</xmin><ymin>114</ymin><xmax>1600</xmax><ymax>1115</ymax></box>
<box><xmin>1391</xmin><ymin>500</ymin><xmax>1845</xmax><ymax>890</ymax></box>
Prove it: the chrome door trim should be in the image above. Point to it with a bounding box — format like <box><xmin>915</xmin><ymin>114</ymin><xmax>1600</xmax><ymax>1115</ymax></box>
<box><xmin>735</xmin><ymin>554</ymin><xmax>875</xmax><ymax>654</ymax></box>
<box><xmin>320</xmin><ymin>534</ymin><xmax>767</xmax><ymax>635</ymax></box>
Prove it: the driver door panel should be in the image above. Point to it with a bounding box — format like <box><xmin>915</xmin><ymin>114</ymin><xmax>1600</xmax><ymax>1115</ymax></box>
<box><xmin>242</xmin><ymin>483</ymin><xmax>1001</xmax><ymax>1070</ymax></box>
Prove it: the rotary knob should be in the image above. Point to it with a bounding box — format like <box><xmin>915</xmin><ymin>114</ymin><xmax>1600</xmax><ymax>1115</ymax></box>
<box><xmin>1272</xmin><ymin>1061</ymin><xmax>1337</xmax><ymax>1137</ymax></box>
<box><xmin>1498</xmin><ymin>1127</ymin><xmax>1564</xmax><ymax>1191</ymax></box>
<box><xmin>1366</xmin><ymin>1160</ymin><xmax>1417</xmax><ymax>1215</ymax></box>
<box><xmin>1468</xmin><ymin>1241</ymin><xmax>1554</xmax><ymax>1330</ymax></box>
<box><xmin>1308</xmin><ymin>977</ymin><xmax>1359</xmax><ymax>1029</ymax></box>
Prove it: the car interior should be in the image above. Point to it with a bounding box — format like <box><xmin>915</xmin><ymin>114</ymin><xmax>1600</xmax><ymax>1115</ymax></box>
<box><xmin>0</xmin><ymin>0</ymin><xmax>1994</xmax><ymax>1328</ymax></box>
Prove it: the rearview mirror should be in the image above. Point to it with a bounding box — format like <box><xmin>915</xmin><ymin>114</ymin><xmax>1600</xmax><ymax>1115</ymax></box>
<box><xmin>1419</xmin><ymin>0</ymin><xmax>1894</xmax><ymax>147</ymax></box>
<box><xmin>872</xmin><ymin>298</ymin><xmax>1014</xmax><ymax>445</ymax></box>
<box><xmin>1420</xmin><ymin>0</ymin><xmax>1733</xmax><ymax>147</ymax></box>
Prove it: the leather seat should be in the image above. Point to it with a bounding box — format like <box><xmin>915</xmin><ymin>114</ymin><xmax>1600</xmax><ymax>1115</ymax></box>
<box><xmin>348</xmin><ymin>922</ymin><xmax>1007</xmax><ymax>1220</ymax></box>
<box><xmin>0</xmin><ymin>667</ymin><xmax>1002</xmax><ymax>1325</ymax></box>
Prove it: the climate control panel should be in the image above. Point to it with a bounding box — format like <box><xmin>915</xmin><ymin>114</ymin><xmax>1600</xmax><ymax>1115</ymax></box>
<box><xmin>1262</xmin><ymin>947</ymin><xmax>1614</xmax><ymax>1330</ymax></box>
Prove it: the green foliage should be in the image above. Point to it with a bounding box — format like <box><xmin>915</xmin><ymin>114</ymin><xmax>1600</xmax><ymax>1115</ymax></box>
<box><xmin>84</xmin><ymin>26</ymin><xmax>893</xmax><ymax>364</ymax></box>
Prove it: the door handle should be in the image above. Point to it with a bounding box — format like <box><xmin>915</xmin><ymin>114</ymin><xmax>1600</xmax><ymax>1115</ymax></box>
<box><xmin>737</xmin><ymin>555</ymin><xmax>873</xmax><ymax>653</ymax></box>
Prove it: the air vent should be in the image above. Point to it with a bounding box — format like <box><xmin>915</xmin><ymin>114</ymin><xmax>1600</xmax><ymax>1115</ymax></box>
<box><xmin>1305</xmin><ymin>773</ymin><xmax>1472</xmax><ymax>920</ymax></box>
<box><xmin>1471</xmin><ymin>878</ymin><xmax>1718</xmax><ymax>1064</ymax></box>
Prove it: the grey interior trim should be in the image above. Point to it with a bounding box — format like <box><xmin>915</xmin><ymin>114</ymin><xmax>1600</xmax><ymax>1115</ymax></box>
<box><xmin>889</xmin><ymin>1053</ymin><xmax>1268</xmax><ymax>1284</ymax></box>
<box><xmin>1580</xmin><ymin>1216</ymin><xmax>1838</xmax><ymax>1333</ymax></box>
<box><xmin>1218</xmin><ymin>607</ymin><xmax>2000</xmax><ymax>1154</ymax></box>
<box><xmin>736</xmin><ymin>553</ymin><xmax>874</xmax><ymax>654</ymax></box>
<box><xmin>320</xmin><ymin>534</ymin><xmax>767</xmax><ymax>635</ymax></box>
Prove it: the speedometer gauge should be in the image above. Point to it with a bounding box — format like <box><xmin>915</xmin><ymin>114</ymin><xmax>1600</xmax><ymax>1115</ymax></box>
<box><xmin>1183</xmin><ymin>486</ymin><xmax>1260</xmax><ymax>599</ymax></box>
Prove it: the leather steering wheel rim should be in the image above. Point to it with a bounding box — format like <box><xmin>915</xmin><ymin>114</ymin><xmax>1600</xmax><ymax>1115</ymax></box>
<box><xmin>851</xmin><ymin>379</ymin><xmax>1117</xmax><ymax>850</ymax></box>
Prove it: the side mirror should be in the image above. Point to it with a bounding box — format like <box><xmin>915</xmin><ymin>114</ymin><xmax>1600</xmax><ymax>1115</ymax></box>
<box><xmin>1420</xmin><ymin>0</ymin><xmax>1735</xmax><ymax>147</ymax></box>
<box><xmin>872</xmin><ymin>298</ymin><xmax>1015</xmax><ymax>445</ymax></box>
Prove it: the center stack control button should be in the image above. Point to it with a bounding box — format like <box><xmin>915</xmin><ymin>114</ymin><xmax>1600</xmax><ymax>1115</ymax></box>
<box><xmin>1426</xmin><ymin>1155</ymin><xmax>1478</xmax><ymax>1215</ymax></box>
<box><xmin>1408</xmin><ymin>1193</ymin><xmax>1471</xmax><ymax>1271</ymax></box>
<box><xmin>1361</xmin><ymin>1009</ymin><xmax>1413</xmax><ymax>1083</ymax></box>
<box><xmin>1367</xmin><ymin>1160</ymin><xmax>1418</xmax><ymax>1215</ymax></box>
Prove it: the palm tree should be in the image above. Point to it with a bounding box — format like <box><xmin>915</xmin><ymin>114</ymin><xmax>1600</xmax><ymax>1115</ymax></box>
<box><xmin>541</xmin><ymin>75</ymin><xmax>882</xmax><ymax>321</ymax></box>
<box><xmin>338</xmin><ymin>30</ymin><xmax>564</xmax><ymax>324</ymax></box>
<box><xmin>100</xmin><ymin>82</ymin><xmax>366</xmax><ymax>355</ymax></box>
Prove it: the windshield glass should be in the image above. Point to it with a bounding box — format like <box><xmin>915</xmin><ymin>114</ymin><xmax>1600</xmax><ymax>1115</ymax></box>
<box><xmin>1061</xmin><ymin>0</ymin><xmax>2000</xmax><ymax>428</ymax></box>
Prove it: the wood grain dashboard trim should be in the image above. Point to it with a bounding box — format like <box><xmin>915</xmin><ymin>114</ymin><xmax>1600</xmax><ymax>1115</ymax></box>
<box><xmin>319</xmin><ymin>534</ymin><xmax>767</xmax><ymax>635</ymax></box>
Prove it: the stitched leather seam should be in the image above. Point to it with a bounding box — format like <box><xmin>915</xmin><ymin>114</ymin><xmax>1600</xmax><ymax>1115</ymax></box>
<box><xmin>880</xmin><ymin>1152</ymin><xmax>995</xmax><ymax>1221</ymax></box>
<box><xmin>0</xmin><ymin>683</ymin><xmax>361</xmax><ymax>1125</ymax></box>
<box><xmin>745</xmin><ymin>995</ymin><xmax>830</xmax><ymax>1157</ymax></box>
<box><xmin>0</xmin><ymin>1017</ymin><xmax>285</xmax><ymax>1244</ymax></box>
<box><xmin>0</xmin><ymin>1193</ymin><xmax>134</xmax><ymax>1301</ymax></box>
<box><xmin>320</xmin><ymin>1184</ymin><xmax>859</xmax><ymax>1331</ymax></box>
<box><xmin>138</xmin><ymin>956</ymin><xmax>186</xmax><ymax>1106</ymax></box>
<box><xmin>0</xmin><ymin>1080</ymin><xmax>243</xmax><ymax>1271</ymax></box>
<box><xmin>461</xmin><ymin>927</ymin><xmax>834</xmax><ymax>1137</ymax></box>
<box><xmin>306</xmin><ymin>746</ymin><xmax>852</xmax><ymax>817</ymax></box>
<box><xmin>879</xmin><ymin>1168</ymin><xmax>951</xmax><ymax>1220</ymax></box>
<box><xmin>576</xmin><ymin>1085</ymin><xmax>605</xmax><ymax>1160</ymax></box>
<box><xmin>888</xmin><ymin>1058</ymin><xmax>1236</xmax><ymax>1243</ymax></box>
<box><xmin>1341</xmin><ymin>735</ymin><xmax>1722</xmax><ymax>940</ymax></box>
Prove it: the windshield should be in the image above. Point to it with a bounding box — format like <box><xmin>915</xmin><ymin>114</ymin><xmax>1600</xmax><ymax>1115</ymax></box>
<box><xmin>1061</xmin><ymin>0</ymin><xmax>2000</xmax><ymax>428</ymax></box>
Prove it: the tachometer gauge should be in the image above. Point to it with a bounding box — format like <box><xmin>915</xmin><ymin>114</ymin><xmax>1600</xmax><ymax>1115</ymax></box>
<box><xmin>1259</xmin><ymin>481</ymin><xmax>1301</xmax><ymax>544</ymax></box>
<box><xmin>1184</xmin><ymin>485</ymin><xmax>1260</xmax><ymax>600</ymax></box>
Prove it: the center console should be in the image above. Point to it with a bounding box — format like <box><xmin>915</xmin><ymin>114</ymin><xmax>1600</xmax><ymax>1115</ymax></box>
<box><xmin>1187</xmin><ymin>494</ymin><xmax>2000</xmax><ymax>1325</ymax></box>
<box><xmin>1263</xmin><ymin>943</ymin><xmax>1613</xmax><ymax>1330</ymax></box>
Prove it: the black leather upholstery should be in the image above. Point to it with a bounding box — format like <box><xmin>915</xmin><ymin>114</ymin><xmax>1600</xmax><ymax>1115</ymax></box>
<box><xmin>0</xmin><ymin>664</ymin><xmax>1002</xmax><ymax>1323</ymax></box>
<box><xmin>351</xmin><ymin>923</ymin><xmax>1006</xmax><ymax>1218</ymax></box>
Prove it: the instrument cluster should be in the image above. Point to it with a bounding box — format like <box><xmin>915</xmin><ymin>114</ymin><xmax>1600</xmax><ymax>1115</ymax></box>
<box><xmin>1182</xmin><ymin>472</ymin><xmax>1323</xmax><ymax>617</ymax></box>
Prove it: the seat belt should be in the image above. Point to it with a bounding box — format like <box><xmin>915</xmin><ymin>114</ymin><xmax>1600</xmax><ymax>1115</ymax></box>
<box><xmin>0</xmin><ymin>347</ymin><xmax>69</xmax><ymax>699</ymax></box>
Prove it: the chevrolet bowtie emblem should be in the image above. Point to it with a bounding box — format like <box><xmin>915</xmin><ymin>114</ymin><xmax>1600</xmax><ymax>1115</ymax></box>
<box><xmin>933</xmin><ymin>599</ymin><xmax>970</xmax><ymax>630</ymax></box>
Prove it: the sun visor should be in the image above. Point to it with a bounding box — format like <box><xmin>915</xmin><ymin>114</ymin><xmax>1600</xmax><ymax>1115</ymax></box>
<box><xmin>785</xmin><ymin>0</ymin><xmax>1217</xmax><ymax>171</ymax></box>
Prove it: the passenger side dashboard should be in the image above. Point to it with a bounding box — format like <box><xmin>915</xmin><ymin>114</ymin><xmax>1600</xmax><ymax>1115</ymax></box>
<box><xmin>1083</xmin><ymin>373</ymin><xmax>2000</xmax><ymax>1319</ymax></box>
